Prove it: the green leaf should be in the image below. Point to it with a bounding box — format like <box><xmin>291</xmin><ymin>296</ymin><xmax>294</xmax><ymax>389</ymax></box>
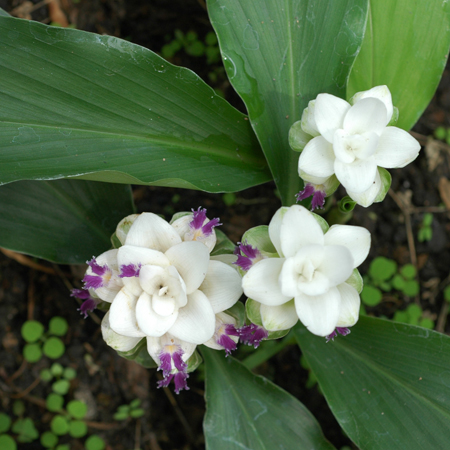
<box><xmin>294</xmin><ymin>316</ymin><xmax>450</xmax><ymax>450</ymax></box>
<box><xmin>0</xmin><ymin>413</ymin><xmax>11</xmax><ymax>433</ymax></box>
<box><xmin>40</xmin><ymin>431</ymin><xmax>58</xmax><ymax>448</ymax></box>
<box><xmin>52</xmin><ymin>379</ymin><xmax>70</xmax><ymax>395</ymax></box>
<box><xmin>43</xmin><ymin>337</ymin><xmax>65</xmax><ymax>359</ymax></box>
<box><xmin>0</xmin><ymin>435</ymin><xmax>16</xmax><ymax>450</ymax></box>
<box><xmin>67</xmin><ymin>400</ymin><xmax>88</xmax><ymax>419</ymax></box>
<box><xmin>0</xmin><ymin>179</ymin><xmax>134</xmax><ymax>264</ymax></box>
<box><xmin>68</xmin><ymin>420</ymin><xmax>88</xmax><ymax>438</ymax></box>
<box><xmin>85</xmin><ymin>435</ymin><xmax>106</xmax><ymax>450</ymax></box>
<box><xmin>51</xmin><ymin>416</ymin><xmax>69</xmax><ymax>436</ymax></box>
<box><xmin>347</xmin><ymin>0</ymin><xmax>450</xmax><ymax>130</ymax></box>
<box><xmin>21</xmin><ymin>321</ymin><xmax>44</xmax><ymax>343</ymax></box>
<box><xmin>46</xmin><ymin>393</ymin><xmax>64</xmax><ymax>412</ymax></box>
<box><xmin>208</xmin><ymin>0</ymin><xmax>369</xmax><ymax>204</ymax></box>
<box><xmin>48</xmin><ymin>317</ymin><xmax>69</xmax><ymax>336</ymax></box>
<box><xmin>202</xmin><ymin>346</ymin><xmax>336</xmax><ymax>450</ymax></box>
<box><xmin>23</xmin><ymin>343</ymin><xmax>42</xmax><ymax>363</ymax></box>
<box><xmin>0</xmin><ymin>16</ymin><xmax>270</xmax><ymax>192</ymax></box>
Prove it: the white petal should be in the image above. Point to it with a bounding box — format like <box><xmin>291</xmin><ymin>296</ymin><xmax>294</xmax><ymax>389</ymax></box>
<box><xmin>199</xmin><ymin>260</ymin><xmax>243</xmax><ymax>313</ymax></box>
<box><xmin>242</xmin><ymin>258</ymin><xmax>291</xmax><ymax>306</ymax></box>
<box><xmin>124</xmin><ymin>213</ymin><xmax>181</xmax><ymax>252</ymax></box>
<box><xmin>334</xmin><ymin>157</ymin><xmax>377</xmax><ymax>193</ymax></box>
<box><xmin>89</xmin><ymin>249</ymin><xmax>123</xmax><ymax>303</ymax></box>
<box><xmin>374</xmin><ymin>127</ymin><xmax>420</xmax><ymax>168</ymax></box>
<box><xmin>333</xmin><ymin>130</ymin><xmax>379</xmax><ymax>163</ymax></box>
<box><xmin>260</xmin><ymin>301</ymin><xmax>298</xmax><ymax>331</ymax></box>
<box><xmin>169</xmin><ymin>290</ymin><xmax>215</xmax><ymax>344</ymax></box>
<box><xmin>268</xmin><ymin>207</ymin><xmax>287</xmax><ymax>256</ymax></box>
<box><xmin>324</xmin><ymin>225</ymin><xmax>371</xmax><ymax>267</ymax></box>
<box><xmin>343</xmin><ymin>98</ymin><xmax>387</xmax><ymax>136</ymax></box>
<box><xmin>336</xmin><ymin>283</ymin><xmax>360</xmax><ymax>327</ymax></box>
<box><xmin>135</xmin><ymin>292</ymin><xmax>178</xmax><ymax>337</ymax></box>
<box><xmin>294</xmin><ymin>287</ymin><xmax>341</xmax><ymax>336</ymax></box>
<box><xmin>346</xmin><ymin>168</ymin><xmax>382</xmax><ymax>207</ymax></box>
<box><xmin>298</xmin><ymin>136</ymin><xmax>336</xmax><ymax>179</ymax></box>
<box><xmin>352</xmin><ymin>85</ymin><xmax>393</xmax><ymax>124</ymax></box>
<box><xmin>117</xmin><ymin>245</ymin><xmax>169</xmax><ymax>297</ymax></box>
<box><xmin>101</xmin><ymin>311</ymin><xmax>143</xmax><ymax>352</ymax></box>
<box><xmin>146</xmin><ymin>334</ymin><xmax>196</xmax><ymax>365</ymax></box>
<box><xmin>314</xmin><ymin>93</ymin><xmax>351</xmax><ymax>142</ymax></box>
<box><xmin>109</xmin><ymin>288</ymin><xmax>146</xmax><ymax>338</ymax></box>
<box><xmin>170</xmin><ymin>215</ymin><xmax>192</xmax><ymax>239</ymax></box>
<box><xmin>115</xmin><ymin>214</ymin><xmax>139</xmax><ymax>245</ymax></box>
<box><xmin>318</xmin><ymin>245</ymin><xmax>354</xmax><ymax>287</ymax></box>
<box><xmin>300</xmin><ymin>100</ymin><xmax>320</xmax><ymax>137</ymax></box>
<box><xmin>165</xmin><ymin>241</ymin><xmax>209</xmax><ymax>294</ymax></box>
<box><xmin>279</xmin><ymin>205</ymin><xmax>324</xmax><ymax>258</ymax></box>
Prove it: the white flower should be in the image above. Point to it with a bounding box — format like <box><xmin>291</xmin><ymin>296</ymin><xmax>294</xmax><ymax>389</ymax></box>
<box><xmin>296</xmin><ymin>85</ymin><xmax>420</xmax><ymax>207</ymax></box>
<box><xmin>242</xmin><ymin>205</ymin><xmax>370</xmax><ymax>337</ymax></box>
<box><xmin>85</xmin><ymin>211</ymin><xmax>242</xmax><ymax>391</ymax></box>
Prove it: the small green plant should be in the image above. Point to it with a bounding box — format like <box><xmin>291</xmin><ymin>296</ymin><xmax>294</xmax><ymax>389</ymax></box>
<box><xmin>113</xmin><ymin>399</ymin><xmax>145</xmax><ymax>421</ymax></box>
<box><xmin>417</xmin><ymin>213</ymin><xmax>433</xmax><ymax>242</ymax></box>
<box><xmin>361</xmin><ymin>257</ymin><xmax>420</xmax><ymax>307</ymax></box>
<box><xmin>393</xmin><ymin>304</ymin><xmax>435</xmax><ymax>329</ymax></box>
<box><xmin>444</xmin><ymin>285</ymin><xmax>450</xmax><ymax>303</ymax></box>
<box><xmin>434</xmin><ymin>125</ymin><xmax>450</xmax><ymax>145</ymax></box>
<box><xmin>161</xmin><ymin>30</ymin><xmax>220</xmax><ymax>65</ymax></box>
<box><xmin>21</xmin><ymin>317</ymin><xmax>68</xmax><ymax>363</ymax></box>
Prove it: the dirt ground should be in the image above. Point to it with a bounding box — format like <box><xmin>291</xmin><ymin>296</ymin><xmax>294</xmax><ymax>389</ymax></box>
<box><xmin>1</xmin><ymin>1</ymin><xmax>450</xmax><ymax>449</ymax></box>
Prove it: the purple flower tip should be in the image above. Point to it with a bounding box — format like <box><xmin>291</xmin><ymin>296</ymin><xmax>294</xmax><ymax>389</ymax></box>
<box><xmin>217</xmin><ymin>324</ymin><xmax>239</xmax><ymax>356</ymax></box>
<box><xmin>190</xmin><ymin>207</ymin><xmax>208</xmax><ymax>230</ymax></box>
<box><xmin>174</xmin><ymin>372</ymin><xmax>190</xmax><ymax>394</ymax></box>
<box><xmin>190</xmin><ymin>207</ymin><xmax>221</xmax><ymax>236</ymax></box>
<box><xmin>238</xmin><ymin>324</ymin><xmax>268</xmax><ymax>348</ymax></box>
<box><xmin>72</xmin><ymin>289</ymin><xmax>98</xmax><ymax>318</ymax></box>
<box><xmin>77</xmin><ymin>298</ymin><xmax>98</xmax><ymax>319</ymax></box>
<box><xmin>87</xmin><ymin>257</ymin><xmax>107</xmax><ymax>276</ymax></box>
<box><xmin>326</xmin><ymin>327</ymin><xmax>351</xmax><ymax>343</ymax></box>
<box><xmin>233</xmin><ymin>241</ymin><xmax>262</xmax><ymax>271</ymax></box>
<box><xmin>71</xmin><ymin>288</ymin><xmax>91</xmax><ymax>300</ymax></box>
<box><xmin>157</xmin><ymin>344</ymin><xmax>190</xmax><ymax>393</ymax></box>
<box><xmin>296</xmin><ymin>183</ymin><xmax>326</xmax><ymax>211</ymax></box>
<box><xmin>202</xmin><ymin>217</ymin><xmax>222</xmax><ymax>236</ymax></box>
<box><xmin>119</xmin><ymin>263</ymin><xmax>141</xmax><ymax>278</ymax></box>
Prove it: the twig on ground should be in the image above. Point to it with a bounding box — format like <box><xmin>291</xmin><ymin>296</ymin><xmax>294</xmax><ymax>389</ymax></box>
<box><xmin>134</xmin><ymin>418</ymin><xmax>142</xmax><ymax>450</ymax></box>
<box><xmin>388</xmin><ymin>189</ymin><xmax>417</xmax><ymax>267</ymax></box>
<box><xmin>1</xmin><ymin>248</ymin><xmax>56</xmax><ymax>274</ymax></box>
<box><xmin>11</xmin><ymin>377</ymin><xmax>41</xmax><ymax>399</ymax></box>
<box><xmin>156</xmin><ymin>373</ymin><xmax>195</xmax><ymax>443</ymax></box>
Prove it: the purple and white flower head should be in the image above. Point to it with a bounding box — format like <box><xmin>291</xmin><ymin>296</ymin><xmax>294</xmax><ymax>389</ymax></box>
<box><xmin>233</xmin><ymin>241</ymin><xmax>265</xmax><ymax>272</ymax></box>
<box><xmin>92</xmin><ymin>212</ymin><xmax>242</xmax><ymax>391</ymax></box>
<box><xmin>203</xmin><ymin>312</ymin><xmax>240</xmax><ymax>356</ymax></box>
<box><xmin>293</xmin><ymin>85</ymin><xmax>420</xmax><ymax>207</ymax></box>
<box><xmin>171</xmin><ymin>207</ymin><xmax>221</xmax><ymax>252</ymax></box>
<box><xmin>242</xmin><ymin>205</ymin><xmax>370</xmax><ymax>337</ymax></box>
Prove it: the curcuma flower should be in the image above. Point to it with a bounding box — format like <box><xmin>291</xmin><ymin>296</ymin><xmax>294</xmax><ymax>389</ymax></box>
<box><xmin>242</xmin><ymin>205</ymin><xmax>370</xmax><ymax>337</ymax></box>
<box><xmin>87</xmin><ymin>210</ymin><xmax>242</xmax><ymax>392</ymax></box>
<box><xmin>292</xmin><ymin>85</ymin><xmax>420</xmax><ymax>207</ymax></box>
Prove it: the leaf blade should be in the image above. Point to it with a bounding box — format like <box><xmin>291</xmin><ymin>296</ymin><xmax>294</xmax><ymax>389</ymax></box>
<box><xmin>294</xmin><ymin>316</ymin><xmax>450</xmax><ymax>450</ymax></box>
<box><xmin>202</xmin><ymin>346</ymin><xmax>336</xmax><ymax>450</ymax></box>
<box><xmin>0</xmin><ymin>16</ymin><xmax>271</xmax><ymax>192</ymax></box>
<box><xmin>348</xmin><ymin>0</ymin><xmax>450</xmax><ymax>130</ymax></box>
<box><xmin>0</xmin><ymin>179</ymin><xmax>134</xmax><ymax>264</ymax></box>
<box><xmin>208</xmin><ymin>0</ymin><xmax>369</xmax><ymax>204</ymax></box>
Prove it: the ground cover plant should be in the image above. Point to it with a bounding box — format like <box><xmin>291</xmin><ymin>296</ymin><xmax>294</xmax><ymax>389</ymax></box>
<box><xmin>1</xmin><ymin>0</ymin><xmax>450</xmax><ymax>449</ymax></box>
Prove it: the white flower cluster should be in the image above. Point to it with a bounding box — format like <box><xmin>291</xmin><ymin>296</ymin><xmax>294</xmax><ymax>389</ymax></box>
<box><xmin>291</xmin><ymin>85</ymin><xmax>420</xmax><ymax>207</ymax></box>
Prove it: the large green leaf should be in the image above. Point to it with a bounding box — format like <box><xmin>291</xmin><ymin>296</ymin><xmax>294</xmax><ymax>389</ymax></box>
<box><xmin>294</xmin><ymin>317</ymin><xmax>450</xmax><ymax>449</ymax></box>
<box><xmin>208</xmin><ymin>0</ymin><xmax>369</xmax><ymax>205</ymax></box>
<box><xmin>347</xmin><ymin>0</ymin><xmax>450</xmax><ymax>130</ymax></box>
<box><xmin>0</xmin><ymin>16</ymin><xmax>271</xmax><ymax>192</ymax></box>
<box><xmin>202</xmin><ymin>346</ymin><xmax>336</xmax><ymax>450</ymax></box>
<box><xmin>0</xmin><ymin>180</ymin><xmax>134</xmax><ymax>264</ymax></box>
